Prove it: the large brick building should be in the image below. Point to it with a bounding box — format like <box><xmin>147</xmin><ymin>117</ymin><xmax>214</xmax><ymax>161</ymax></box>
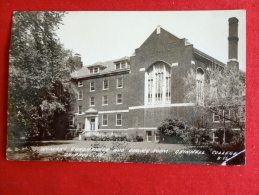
<box><xmin>70</xmin><ymin>17</ymin><xmax>243</xmax><ymax>142</ymax></box>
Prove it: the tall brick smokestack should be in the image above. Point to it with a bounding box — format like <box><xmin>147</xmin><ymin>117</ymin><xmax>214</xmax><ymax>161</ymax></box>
<box><xmin>227</xmin><ymin>17</ymin><xmax>239</xmax><ymax>70</ymax></box>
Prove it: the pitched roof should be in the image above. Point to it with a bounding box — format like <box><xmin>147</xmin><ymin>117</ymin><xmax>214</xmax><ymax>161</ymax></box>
<box><xmin>71</xmin><ymin>57</ymin><xmax>130</xmax><ymax>79</ymax></box>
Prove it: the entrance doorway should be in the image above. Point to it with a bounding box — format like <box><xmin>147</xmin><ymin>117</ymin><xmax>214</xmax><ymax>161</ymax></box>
<box><xmin>90</xmin><ymin>118</ymin><xmax>96</xmax><ymax>131</ymax></box>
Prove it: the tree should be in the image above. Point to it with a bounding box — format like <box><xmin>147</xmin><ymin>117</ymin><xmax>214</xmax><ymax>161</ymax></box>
<box><xmin>183</xmin><ymin>65</ymin><xmax>245</xmax><ymax>132</ymax></box>
<box><xmin>8</xmin><ymin>12</ymin><xmax>77</xmax><ymax>140</ymax></box>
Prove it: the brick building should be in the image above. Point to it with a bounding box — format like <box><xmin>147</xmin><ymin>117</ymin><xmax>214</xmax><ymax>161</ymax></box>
<box><xmin>70</xmin><ymin>17</ymin><xmax>244</xmax><ymax>142</ymax></box>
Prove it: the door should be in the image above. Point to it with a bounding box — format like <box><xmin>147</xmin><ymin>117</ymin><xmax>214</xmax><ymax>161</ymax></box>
<box><xmin>90</xmin><ymin>118</ymin><xmax>95</xmax><ymax>131</ymax></box>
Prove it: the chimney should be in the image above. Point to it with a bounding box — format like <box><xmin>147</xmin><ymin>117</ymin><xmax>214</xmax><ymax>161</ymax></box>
<box><xmin>157</xmin><ymin>25</ymin><xmax>161</xmax><ymax>34</ymax></box>
<box><xmin>74</xmin><ymin>53</ymin><xmax>83</xmax><ymax>70</ymax></box>
<box><xmin>227</xmin><ymin>17</ymin><xmax>239</xmax><ymax>70</ymax></box>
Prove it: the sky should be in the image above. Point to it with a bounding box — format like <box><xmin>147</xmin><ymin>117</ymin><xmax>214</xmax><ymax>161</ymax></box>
<box><xmin>56</xmin><ymin>11</ymin><xmax>246</xmax><ymax>71</ymax></box>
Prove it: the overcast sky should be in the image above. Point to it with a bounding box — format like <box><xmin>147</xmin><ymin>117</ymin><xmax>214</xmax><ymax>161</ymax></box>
<box><xmin>56</xmin><ymin>11</ymin><xmax>246</xmax><ymax>71</ymax></box>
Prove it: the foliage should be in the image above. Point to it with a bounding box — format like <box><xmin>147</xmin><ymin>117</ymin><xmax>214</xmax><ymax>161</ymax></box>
<box><xmin>8</xmin><ymin>12</ymin><xmax>77</xmax><ymax>141</ymax></box>
<box><xmin>183</xmin><ymin>66</ymin><xmax>245</xmax><ymax>131</ymax></box>
<box><xmin>158</xmin><ymin>117</ymin><xmax>186</xmax><ymax>136</ymax></box>
<box><xmin>189</xmin><ymin>128</ymin><xmax>212</xmax><ymax>145</ymax></box>
<box><xmin>213</xmin><ymin>128</ymin><xmax>244</xmax><ymax>148</ymax></box>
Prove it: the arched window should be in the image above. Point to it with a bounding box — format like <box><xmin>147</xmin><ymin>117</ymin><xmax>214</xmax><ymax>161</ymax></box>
<box><xmin>146</xmin><ymin>62</ymin><xmax>171</xmax><ymax>104</ymax></box>
<box><xmin>196</xmin><ymin>68</ymin><xmax>204</xmax><ymax>105</ymax></box>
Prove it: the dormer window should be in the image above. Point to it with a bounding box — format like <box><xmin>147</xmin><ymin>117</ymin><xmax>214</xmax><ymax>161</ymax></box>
<box><xmin>89</xmin><ymin>67</ymin><xmax>99</xmax><ymax>74</ymax></box>
<box><xmin>115</xmin><ymin>60</ymin><xmax>129</xmax><ymax>70</ymax></box>
<box><xmin>116</xmin><ymin>63</ymin><xmax>121</xmax><ymax>70</ymax></box>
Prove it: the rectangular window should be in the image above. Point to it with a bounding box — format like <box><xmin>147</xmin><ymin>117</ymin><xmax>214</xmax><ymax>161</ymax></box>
<box><xmin>89</xmin><ymin>68</ymin><xmax>93</xmax><ymax>74</ymax></box>
<box><xmin>223</xmin><ymin>110</ymin><xmax>230</xmax><ymax>122</ymax></box>
<box><xmin>103</xmin><ymin>80</ymin><xmax>108</xmax><ymax>90</ymax></box>
<box><xmin>155</xmin><ymin>133</ymin><xmax>160</xmax><ymax>142</ymax></box>
<box><xmin>147</xmin><ymin>131</ymin><xmax>152</xmax><ymax>142</ymax></box>
<box><xmin>102</xmin><ymin>115</ymin><xmax>108</xmax><ymax>126</ymax></box>
<box><xmin>103</xmin><ymin>95</ymin><xmax>108</xmax><ymax>105</ymax></box>
<box><xmin>78</xmin><ymin>106</ymin><xmax>82</xmax><ymax>114</ymax></box>
<box><xmin>90</xmin><ymin>82</ymin><xmax>95</xmax><ymax>91</ymax></box>
<box><xmin>90</xmin><ymin>97</ymin><xmax>95</xmax><ymax>106</ymax></box>
<box><xmin>78</xmin><ymin>81</ymin><xmax>83</xmax><ymax>87</ymax></box>
<box><xmin>78</xmin><ymin>91</ymin><xmax>83</xmax><ymax>100</ymax></box>
<box><xmin>117</xmin><ymin>78</ymin><xmax>123</xmax><ymax>88</ymax></box>
<box><xmin>94</xmin><ymin>67</ymin><xmax>99</xmax><ymax>73</ymax></box>
<box><xmin>69</xmin><ymin>115</ymin><xmax>74</xmax><ymax>126</ymax></box>
<box><xmin>116</xmin><ymin>94</ymin><xmax>123</xmax><ymax>104</ymax></box>
<box><xmin>116</xmin><ymin>63</ymin><xmax>120</xmax><ymax>70</ymax></box>
<box><xmin>116</xmin><ymin>114</ymin><xmax>122</xmax><ymax>126</ymax></box>
<box><xmin>213</xmin><ymin>112</ymin><xmax>220</xmax><ymax>122</ymax></box>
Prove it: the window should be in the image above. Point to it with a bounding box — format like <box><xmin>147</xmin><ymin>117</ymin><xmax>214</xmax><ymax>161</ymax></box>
<box><xmin>90</xmin><ymin>97</ymin><xmax>95</xmax><ymax>106</ymax></box>
<box><xmin>78</xmin><ymin>91</ymin><xmax>83</xmax><ymax>100</ymax></box>
<box><xmin>117</xmin><ymin>78</ymin><xmax>123</xmax><ymax>88</ymax></box>
<box><xmin>116</xmin><ymin>63</ymin><xmax>120</xmax><ymax>70</ymax></box>
<box><xmin>213</xmin><ymin>112</ymin><xmax>220</xmax><ymax>122</ymax></box>
<box><xmin>69</xmin><ymin>115</ymin><xmax>74</xmax><ymax>126</ymax></box>
<box><xmin>78</xmin><ymin>81</ymin><xmax>83</xmax><ymax>87</ymax></box>
<box><xmin>78</xmin><ymin>106</ymin><xmax>82</xmax><ymax>114</ymax></box>
<box><xmin>115</xmin><ymin>61</ymin><xmax>128</xmax><ymax>69</ymax></box>
<box><xmin>89</xmin><ymin>68</ymin><xmax>93</xmax><ymax>74</ymax></box>
<box><xmin>146</xmin><ymin>62</ymin><xmax>171</xmax><ymax>104</ymax></box>
<box><xmin>116</xmin><ymin>114</ymin><xmax>122</xmax><ymax>126</ymax></box>
<box><xmin>155</xmin><ymin>133</ymin><xmax>160</xmax><ymax>142</ymax></box>
<box><xmin>102</xmin><ymin>115</ymin><xmax>108</xmax><ymax>126</ymax></box>
<box><xmin>102</xmin><ymin>95</ymin><xmax>108</xmax><ymax>105</ymax></box>
<box><xmin>90</xmin><ymin>82</ymin><xmax>95</xmax><ymax>91</ymax></box>
<box><xmin>116</xmin><ymin>94</ymin><xmax>123</xmax><ymax>104</ymax></box>
<box><xmin>222</xmin><ymin>110</ymin><xmax>230</xmax><ymax>122</ymax></box>
<box><xmin>103</xmin><ymin>80</ymin><xmax>108</xmax><ymax>90</ymax></box>
<box><xmin>196</xmin><ymin>68</ymin><xmax>204</xmax><ymax>105</ymax></box>
<box><xmin>147</xmin><ymin>131</ymin><xmax>152</xmax><ymax>142</ymax></box>
<box><xmin>93</xmin><ymin>67</ymin><xmax>99</xmax><ymax>73</ymax></box>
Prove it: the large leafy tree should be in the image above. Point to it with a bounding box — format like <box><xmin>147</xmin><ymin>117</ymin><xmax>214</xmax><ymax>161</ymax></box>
<box><xmin>8</xmin><ymin>12</ymin><xmax>76</xmax><ymax>140</ymax></box>
<box><xmin>183</xmin><ymin>65</ymin><xmax>245</xmax><ymax>131</ymax></box>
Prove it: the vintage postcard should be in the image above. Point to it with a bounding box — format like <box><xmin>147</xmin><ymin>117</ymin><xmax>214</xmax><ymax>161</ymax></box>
<box><xmin>7</xmin><ymin>11</ymin><xmax>246</xmax><ymax>165</ymax></box>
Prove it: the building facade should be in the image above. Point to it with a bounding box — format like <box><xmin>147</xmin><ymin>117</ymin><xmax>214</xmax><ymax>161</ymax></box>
<box><xmin>70</xmin><ymin>18</ymin><xmax>243</xmax><ymax>142</ymax></box>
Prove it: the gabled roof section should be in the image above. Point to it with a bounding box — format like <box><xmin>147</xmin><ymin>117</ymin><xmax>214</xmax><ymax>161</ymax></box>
<box><xmin>138</xmin><ymin>26</ymin><xmax>184</xmax><ymax>49</ymax></box>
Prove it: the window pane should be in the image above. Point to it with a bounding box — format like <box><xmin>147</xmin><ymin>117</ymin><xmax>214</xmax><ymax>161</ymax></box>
<box><xmin>103</xmin><ymin>80</ymin><xmax>108</xmax><ymax>89</ymax></box>
<box><xmin>116</xmin><ymin>63</ymin><xmax>120</xmax><ymax>69</ymax></box>
<box><xmin>103</xmin><ymin>96</ymin><xmax>108</xmax><ymax>105</ymax></box>
<box><xmin>78</xmin><ymin>81</ymin><xmax>83</xmax><ymax>87</ymax></box>
<box><xmin>117</xmin><ymin>78</ymin><xmax>123</xmax><ymax>88</ymax></box>
<box><xmin>78</xmin><ymin>91</ymin><xmax>83</xmax><ymax>100</ymax></box>
<box><xmin>116</xmin><ymin>114</ymin><xmax>122</xmax><ymax>125</ymax></box>
<box><xmin>117</xmin><ymin>94</ymin><xmax>122</xmax><ymax>104</ymax></box>
<box><xmin>90</xmin><ymin>97</ymin><xmax>95</xmax><ymax>106</ymax></box>
<box><xmin>103</xmin><ymin>115</ymin><xmax>108</xmax><ymax>126</ymax></box>
<box><xmin>90</xmin><ymin>82</ymin><xmax>95</xmax><ymax>91</ymax></box>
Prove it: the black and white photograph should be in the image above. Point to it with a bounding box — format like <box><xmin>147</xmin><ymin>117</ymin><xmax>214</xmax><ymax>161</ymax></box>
<box><xmin>7</xmin><ymin>11</ymin><xmax>246</xmax><ymax>165</ymax></box>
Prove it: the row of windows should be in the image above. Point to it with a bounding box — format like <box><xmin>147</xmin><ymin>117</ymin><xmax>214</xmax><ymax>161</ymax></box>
<box><xmin>213</xmin><ymin>110</ymin><xmax>230</xmax><ymax>123</ymax></box>
<box><xmin>78</xmin><ymin>78</ymin><xmax>123</xmax><ymax>90</ymax></box>
<box><xmin>102</xmin><ymin>114</ymin><xmax>122</xmax><ymax>126</ymax></box>
<box><xmin>78</xmin><ymin>94</ymin><xmax>123</xmax><ymax>113</ymax></box>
